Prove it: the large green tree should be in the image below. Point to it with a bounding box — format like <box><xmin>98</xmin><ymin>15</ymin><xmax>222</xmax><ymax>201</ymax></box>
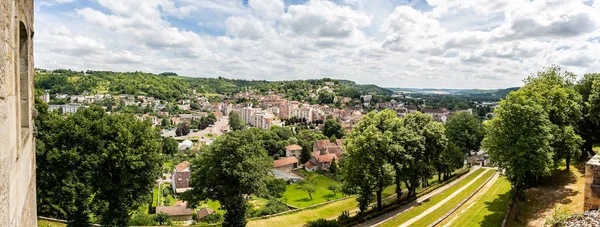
<box><xmin>323</xmin><ymin>118</ymin><xmax>345</xmax><ymax>139</ymax></box>
<box><xmin>344</xmin><ymin>110</ymin><xmax>397</xmax><ymax>211</ymax></box>
<box><xmin>182</xmin><ymin>130</ymin><xmax>272</xmax><ymax>227</ymax></box>
<box><xmin>444</xmin><ymin>112</ymin><xmax>484</xmax><ymax>155</ymax></box>
<box><xmin>35</xmin><ymin>102</ymin><xmax>165</xmax><ymax>226</ymax></box>
<box><xmin>579</xmin><ymin>73</ymin><xmax>600</xmax><ymax>157</ymax></box>
<box><xmin>228</xmin><ymin>112</ymin><xmax>245</xmax><ymax>131</ymax></box>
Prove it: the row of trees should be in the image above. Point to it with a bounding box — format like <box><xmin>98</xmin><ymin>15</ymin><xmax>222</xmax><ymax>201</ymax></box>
<box><xmin>343</xmin><ymin>110</ymin><xmax>483</xmax><ymax>212</ymax></box>
<box><xmin>483</xmin><ymin>67</ymin><xmax>600</xmax><ymax>219</ymax></box>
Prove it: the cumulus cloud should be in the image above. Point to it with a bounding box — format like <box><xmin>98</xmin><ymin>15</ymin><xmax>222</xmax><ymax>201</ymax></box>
<box><xmin>33</xmin><ymin>0</ymin><xmax>600</xmax><ymax>89</ymax></box>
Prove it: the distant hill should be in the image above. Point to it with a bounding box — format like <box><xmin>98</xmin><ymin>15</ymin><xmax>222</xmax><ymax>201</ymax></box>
<box><xmin>34</xmin><ymin>69</ymin><xmax>394</xmax><ymax>102</ymax></box>
<box><xmin>387</xmin><ymin>87</ymin><xmax>521</xmax><ymax>101</ymax></box>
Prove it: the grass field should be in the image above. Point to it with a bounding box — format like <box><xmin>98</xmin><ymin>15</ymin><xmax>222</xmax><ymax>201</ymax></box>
<box><xmin>593</xmin><ymin>142</ymin><xmax>600</xmax><ymax>152</ymax></box>
<box><xmin>409</xmin><ymin>170</ymin><xmax>496</xmax><ymax>227</ymax></box>
<box><xmin>378</xmin><ymin>168</ymin><xmax>487</xmax><ymax>227</ymax></box>
<box><xmin>441</xmin><ymin>176</ymin><xmax>512</xmax><ymax>227</ymax></box>
<box><xmin>283</xmin><ymin>172</ymin><xmax>344</xmax><ymax>208</ymax></box>
<box><xmin>247</xmin><ymin>197</ymin><xmax>358</xmax><ymax>227</ymax></box>
<box><xmin>506</xmin><ymin>163</ymin><xmax>585</xmax><ymax>226</ymax></box>
<box><xmin>38</xmin><ymin>220</ymin><xmax>66</xmax><ymax>227</ymax></box>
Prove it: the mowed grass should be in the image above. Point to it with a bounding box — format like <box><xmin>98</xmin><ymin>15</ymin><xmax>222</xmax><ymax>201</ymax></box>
<box><xmin>409</xmin><ymin>170</ymin><xmax>496</xmax><ymax>227</ymax></box>
<box><xmin>38</xmin><ymin>220</ymin><xmax>66</xmax><ymax>227</ymax></box>
<box><xmin>284</xmin><ymin>172</ymin><xmax>344</xmax><ymax>208</ymax></box>
<box><xmin>247</xmin><ymin>197</ymin><xmax>357</xmax><ymax>227</ymax></box>
<box><xmin>378</xmin><ymin>168</ymin><xmax>487</xmax><ymax>227</ymax></box>
<box><xmin>442</xmin><ymin>176</ymin><xmax>512</xmax><ymax>227</ymax></box>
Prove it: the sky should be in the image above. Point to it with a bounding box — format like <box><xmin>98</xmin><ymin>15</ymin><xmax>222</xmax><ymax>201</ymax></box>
<box><xmin>34</xmin><ymin>0</ymin><xmax>600</xmax><ymax>89</ymax></box>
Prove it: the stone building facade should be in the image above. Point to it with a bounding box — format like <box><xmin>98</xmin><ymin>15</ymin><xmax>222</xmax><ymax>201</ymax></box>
<box><xmin>584</xmin><ymin>155</ymin><xmax>600</xmax><ymax>211</ymax></box>
<box><xmin>0</xmin><ymin>0</ymin><xmax>37</xmax><ymax>226</ymax></box>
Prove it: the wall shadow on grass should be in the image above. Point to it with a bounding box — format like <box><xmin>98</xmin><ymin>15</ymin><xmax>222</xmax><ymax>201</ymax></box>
<box><xmin>480</xmin><ymin>189</ymin><xmax>512</xmax><ymax>226</ymax></box>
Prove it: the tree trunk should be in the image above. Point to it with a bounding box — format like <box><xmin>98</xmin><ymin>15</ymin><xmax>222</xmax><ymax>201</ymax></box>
<box><xmin>566</xmin><ymin>155</ymin><xmax>571</xmax><ymax>171</ymax></box>
<box><xmin>395</xmin><ymin>175</ymin><xmax>402</xmax><ymax>204</ymax></box>
<box><xmin>376</xmin><ymin>190</ymin><xmax>382</xmax><ymax>210</ymax></box>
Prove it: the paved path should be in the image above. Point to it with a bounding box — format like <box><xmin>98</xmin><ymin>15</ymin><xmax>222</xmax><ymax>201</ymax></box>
<box><xmin>441</xmin><ymin>173</ymin><xmax>500</xmax><ymax>227</ymax></box>
<box><xmin>395</xmin><ymin>168</ymin><xmax>490</xmax><ymax>227</ymax></box>
<box><xmin>353</xmin><ymin>166</ymin><xmax>482</xmax><ymax>227</ymax></box>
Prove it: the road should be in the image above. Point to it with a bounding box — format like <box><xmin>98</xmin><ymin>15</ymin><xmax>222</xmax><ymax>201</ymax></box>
<box><xmin>161</xmin><ymin>116</ymin><xmax>229</xmax><ymax>140</ymax></box>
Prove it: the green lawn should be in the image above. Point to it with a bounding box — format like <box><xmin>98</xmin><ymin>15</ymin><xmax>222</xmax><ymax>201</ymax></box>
<box><xmin>593</xmin><ymin>142</ymin><xmax>600</xmax><ymax>152</ymax></box>
<box><xmin>247</xmin><ymin>197</ymin><xmax>358</xmax><ymax>227</ymax></box>
<box><xmin>283</xmin><ymin>172</ymin><xmax>344</xmax><ymax>208</ymax></box>
<box><xmin>378</xmin><ymin>168</ymin><xmax>488</xmax><ymax>227</ymax></box>
<box><xmin>38</xmin><ymin>220</ymin><xmax>66</xmax><ymax>227</ymax></box>
<box><xmin>442</xmin><ymin>176</ymin><xmax>512</xmax><ymax>227</ymax></box>
<box><xmin>152</xmin><ymin>186</ymin><xmax>159</xmax><ymax>208</ymax></box>
<box><xmin>409</xmin><ymin>170</ymin><xmax>496</xmax><ymax>226</ymax></box>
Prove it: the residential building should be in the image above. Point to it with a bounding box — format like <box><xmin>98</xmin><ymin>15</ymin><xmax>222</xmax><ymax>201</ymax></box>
<box><xmin>285</xmin><ymin>144</ymin><xmax>303</xmax><ymax>158</ymax></box>
<box><xmin>196</xmin><ymin>208</ymin><xmax>216</xmax><ymax>221</ymax></box>
<box><xmin>48</xmin><ymin>104</ymin><xmax>82</xmax><ymax>114</ymax></box>
<box><xmin>156</xmin><ymin>201</ymin><xmax>193</xmax><ymax>221</ymax></box>
<box><xmin>171</xmin><ymin>161</ymin><xmax>192</xmax><ymax>194</ymax></box>
<box><xmin>273</xmin><ymin>157</ymin><xmax>299</xmax><ymax>173</ymax></box>
<box><xmin>304</xmin><ymin>153</ymin><xmax>338</xmax><ymax>172</ymax></box>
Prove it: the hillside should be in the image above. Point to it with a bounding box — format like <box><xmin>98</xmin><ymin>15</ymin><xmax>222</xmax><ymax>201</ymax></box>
<box><xmin>34</xmin><ymin>69</ymin><xmax>393</xmax><ymax>102</ymax></box>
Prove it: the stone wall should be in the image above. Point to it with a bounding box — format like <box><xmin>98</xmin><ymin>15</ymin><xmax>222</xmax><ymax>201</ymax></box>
<box><xmin>0</xmin><ymin>0</ymin><xmax>37</xmax><ymax>226</ymax></box>
<box><xmin>584</xmin><ymin>155</ymin><xmax>600</xmax><ymax>211</ymax></box>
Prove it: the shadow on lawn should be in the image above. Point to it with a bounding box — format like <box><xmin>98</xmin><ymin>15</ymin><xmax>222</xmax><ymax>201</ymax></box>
<box><xmin>480</xmin><ymin>189</ymin><xmax>512</xmax><ymax>226</ymax></box>
<box><xmin>506</xmin><ymin>167</ymin><xmax>579</xmax><ymax>226</ymax></box>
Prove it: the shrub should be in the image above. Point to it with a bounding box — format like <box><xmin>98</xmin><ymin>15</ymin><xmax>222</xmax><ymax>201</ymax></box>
<box><xmin>129</xmin><ymin>213</ymin><xmax>156</xmax><ymax>226</ymax></box>
<box><xmin>266</xmin><ymin>178</ymin><xmax>288</xmax><ymax>198</ymax></box>
<box><xmin>337</xmin><ymin>210</ymin><xmax>350</xmax><ymax>222</ymax></box>
<box><xmin>203</xmin><ymin>213</ymin><xmax>223</xmax><ymax>224</ymax></box>
<box><xmin>154</xmin><ymin>212</ymin><xmax>172</xmax><ymax>225</ymax></box>
<box><xmin>306</xmin><ymin>218</ymin><xmax>340</xmax><ymax>227</ymax></box>
<box><xmin>545</xmin><ymin>205</ymin><xmax>571</xmax><ymax>227</ymax></box>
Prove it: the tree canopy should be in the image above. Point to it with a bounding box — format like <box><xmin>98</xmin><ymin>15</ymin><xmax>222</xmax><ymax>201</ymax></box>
<box><xmin>182</xmin><ymin>129</ymin><xmax>272</xmax><ymax>227</ymax></box>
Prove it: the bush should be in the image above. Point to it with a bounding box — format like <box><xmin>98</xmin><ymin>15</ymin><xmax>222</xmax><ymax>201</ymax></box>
<box><xmin>545</xmin><ymin>205</ymin><xmax>571</xmax><ymax>227</ymax></box>
<box><xmin>306</xmin><ymin>218</ymin><xmax>339</xmax><ymax>227</ymax></box>
<box><xmin>203</xmin><ymin>213</ymin><xmax>223</xmax><ymax>224</ymax></box>
<box><xmin>266</xmin><ymin>178</ymin><xmax>288</xmax><ymax>198</ymax></box>
<box><xmin>154</xmin><ymin>212</ymin><xmax>172</xmax><ymax>225</ymax></box>
<box><xmin>255</xmin><ymin>199</ymin><xmax>289</xmax><ymax>217</ymax></box>
<box><xmin>337</xmin><ymin>210</ymin><xmax>350</xmax><ymax>222</ymax></box>
<box><xmin>129</xmin><ymin>213</ymin><xmax>156</xmax><ymax>226</ymax></box>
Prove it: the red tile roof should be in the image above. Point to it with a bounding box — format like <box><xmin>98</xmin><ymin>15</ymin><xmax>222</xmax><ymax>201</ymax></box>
<box><xmin>316</xmin><ymin>154</ymin><xmax>338</xmax><ymax>163</ymax></box>
<box><xmin>285</xmin><ymin>144</ymin><xmax>302</xmax><ymax>151</ymax></box>
<box><xmin>156</xmin><ymin>205</ymin><xmax>193</xmax><ymax>216</ymax></box>
<box><xmin>175</xmin><ymin>161</ymin><xmax>190</xmax><ymax>172</ymax></box>
<box><xmin>173</xmin><ymin>171</ymin><xmax>191</xmax><ymax>189</ymax></box>
<box><xmin>273</xmin><ymin>157</ymin><xmax>299</xmax><ymax>168</ymax></box>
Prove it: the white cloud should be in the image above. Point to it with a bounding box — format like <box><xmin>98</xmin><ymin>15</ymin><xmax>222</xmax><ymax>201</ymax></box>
<box><xmin>33</xmin><ymin>0</ymin><xmax>600</xmax><ymax>89</ymax></box>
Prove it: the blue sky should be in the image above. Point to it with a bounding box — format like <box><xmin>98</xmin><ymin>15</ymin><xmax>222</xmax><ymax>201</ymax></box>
<box><xmin>34</xmin><ymin>0</ymin><xmax>600</xmax><ymax>89</ymax></box>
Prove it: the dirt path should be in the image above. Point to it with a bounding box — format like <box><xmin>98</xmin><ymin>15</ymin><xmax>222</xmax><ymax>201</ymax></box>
<box><xmin>353</xmin><ymin>166</ymin><xmax>482</xmax><ymax>227</ymax></box>
<box><xmin>395</xmin><ymin>168</ymin><xmax>490</xmax><ymax>227</ymax></box>
<box><xmin>440</xmin><ymin>173</ymin><xmax>500</xmax><ymax>227</ymax></box>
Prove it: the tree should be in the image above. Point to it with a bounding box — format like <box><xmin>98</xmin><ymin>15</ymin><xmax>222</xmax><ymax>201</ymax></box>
<box><xmin>161</xmin><ymin>117</ymin><xmax>170</xmax><ymax>128</ymax></box>
<box><xmin>520</xmin><ymin>66</ymin><xmax>582</xmax><ymax>170</ymax></box>
<box><xmin>319</xmin><ymin>92</ymin><xmax>335</xmax><ymax>104</ymax></box>
<box><xmin>437</xmin><ymin>142</ymin><xmax>464</xmax><ymax>180</ymax></box>
<box><xmin>154</xmin><ymin>212</ymin><xmax>172</xmax><ymax>225</ymax></box>
<box><xmin>182</xmin><ymin>130</ymin><xmax>272</xmax><ymax>227</ymax></box>
<box><xmin>330</xmin><ymin>158</ymin><xmax>338</xmax><ymax>174</ymax></box>
<box><xmin>190</xmin><ymin>103</ymin><xmax>201</xmax><ymax>110</ymax></box>
<box><xmin>444</xmin><ymin>112</ymin><xmax>484</xmax><ymax>156</ymax></box>
<box><xmin>344</xmin><ymin>111</ymin><xmax>395</xmax><ymax>211</ymax></box>
<box><xmin>327</xmin><ymin>183</ymin><xmax>341</xmax><ymax>196</ymax></box>
<box><xmin>578</xmin><ymin>73</ymin><xmax>600</xmax><ymax>158</ymax></box>
<box><xmin>228</xmin><ymin>113</ymin><xmax>245</xmax><ymax>131</ymax></box>
<box><xmin>266</xmin><ymin>178</ymin><xmax>288</xmax><ymax>198</ymax></box>
<box><xmin>400</xmin><ymin>112</ymin><xmax>445</xmax><ymax>198</ymax></box>
<box><xmin>162</xmin><ymin>137</ymin><xmax>179</xmax><ymax>156</ymax></box>
<box><xmin>323</xmin><ymin>118</ymin><xmax>345</xmax><ymax>139</ymax></box>
<box><xmin>35</xmin><ymin>104</ymin><xmax>165</xmax><ymax>226</ymax></box>
<box><xmin>300</xmin><ymin>179</ymin><xmax>317</xmax><ymax>200</ymax></box>
<box><xmin>483</xmin><ymin>90</ymin><xmax>553</xmax><ymax>202</ymax></box>
<box><xmin>176</xmin><ymin>123</ymin><xmax>190</xmax><ymax>136</ymax></box>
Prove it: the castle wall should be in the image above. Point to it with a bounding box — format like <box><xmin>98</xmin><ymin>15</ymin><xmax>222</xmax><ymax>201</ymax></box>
<box><xmin>584</xmin><ymin>155</ymin><xmax>600</xmax><ymax>211</ymax></box>
<box><xmin>0</xmin><ymin>0</ymin><xmax>37</xmax><ymax>226</ymax></box>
